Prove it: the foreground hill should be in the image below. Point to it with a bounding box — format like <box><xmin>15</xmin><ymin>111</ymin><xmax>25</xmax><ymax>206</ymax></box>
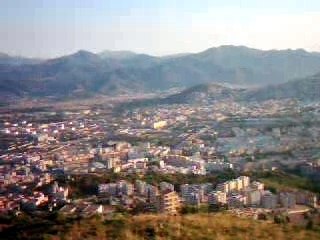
<box><xmin>63</xmin><ymin>213</ymin><xmax>320</xmax><ymax>240</ymax></box>
<box><xmin>2</xmin><ymin>213</ymin><xmax>319</xmax><ymax>240</ymax></box>
<box><xmin>2</xmin><ymin>46</ymin><xmax>320</xmax><ymax>99</ymax></box>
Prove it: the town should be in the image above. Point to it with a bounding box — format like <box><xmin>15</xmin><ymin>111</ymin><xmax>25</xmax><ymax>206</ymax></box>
<box><xmin>0</xmin><ymin>97</ymin><xmax>319</xmax><ymax>229</ymax></box>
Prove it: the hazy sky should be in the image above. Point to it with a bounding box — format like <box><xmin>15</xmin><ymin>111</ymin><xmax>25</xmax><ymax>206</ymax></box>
<box><xmin>1</xmin><ymin>0</ymin><xmax>320</xmax><ymax>58</ymax></box>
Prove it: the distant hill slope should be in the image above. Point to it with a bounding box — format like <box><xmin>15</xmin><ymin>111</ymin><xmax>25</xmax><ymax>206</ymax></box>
<box><xmin>243</xmin><ymin>73</ymin><xmax>320</xmax><ymax>102</ymax></box>
<box><xmin>163</xmin><ymin>73</ymin><xmax>320</xmax><ymax>104</ymax></box>
<box><xmin>120</xmin><ymin>75</ymin><xmax>320</xmax><ymax>110</ymax></box>
<box><xmin>116</xmin><ymin>84</ymin><xmax>243</xmax><ymax>111</ymax></box>
<box><xmin>161</xmin><ymin>83</ymin><xmax>243</xmax><ymax>104</ymax></box>
<box><xmin>2</xmin><ymin>46</ymin><xmax>320</xmax><ymax>99</ymax></box>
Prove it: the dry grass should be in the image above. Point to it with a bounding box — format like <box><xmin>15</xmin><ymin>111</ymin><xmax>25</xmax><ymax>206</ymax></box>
<box><xmin>54</xmin><ymin>213</ymin><xmax>320</xmax><ymax>240</ymax></box>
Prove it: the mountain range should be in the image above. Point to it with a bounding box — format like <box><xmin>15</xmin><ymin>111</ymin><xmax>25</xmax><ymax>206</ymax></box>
<box><xmin>1</xmin><ymin>45</ymin><xmax>320</xmax><ymax>100</ymax></box>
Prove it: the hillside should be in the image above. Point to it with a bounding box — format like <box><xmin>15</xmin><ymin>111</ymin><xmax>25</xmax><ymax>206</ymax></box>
<box><xmin>99</xmin><ymin>50</ymin><xmax>161</xmax><ymax>69</ymax></box>
<box><xmin>196</xmin><ymin>46</ymin><xmax>320</xmax><ymax>86</ymax></box>
<box><xmin>165</xmin><ymin>73</ymin><xmax>320</xmax><ymax>104</ymax></box>
<box><xmin>2</xmin><ymin>46</ymin><xmax>320</xmax><ymax>99</ymax></box>
<box><xmin>161</xmin><ymin>84</ymin><xmax>243</xmax><ymax>104</ymax></box>
<box><xmin>243</xmin><ymin>73</ymin><xmax>320</xmax><ymax>102</ymax></box>
<box><xmin>116</xmin><ymin>76</ymin><xmax>320</xmax><ymax>110</ymax></box>
<box><xmin>115</xmin><ymin>84</ymin><xmax>241</xmax><ymax>111</ymax></box>
<box><xmin>0</xmin><ymin>50</ymin><xmax>147</xmax><ymax>98</ymax></box>
<box><xmin>2</xmin><ymin>213</ymin><xmax>319</xmax><ymax>240</ymax></box>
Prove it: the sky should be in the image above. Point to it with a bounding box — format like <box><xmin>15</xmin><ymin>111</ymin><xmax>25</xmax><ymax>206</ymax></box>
<box><xmin>1</xmin><ymin>0</ymin><xmax>320</xmax><ymax>58</ymax></box>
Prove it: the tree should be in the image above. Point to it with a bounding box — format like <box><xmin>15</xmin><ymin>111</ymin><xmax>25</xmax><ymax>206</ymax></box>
<box><xmin>306</xmin><ymin>219</ymin><xmax>314</xmax><ymax>230</ymax></box>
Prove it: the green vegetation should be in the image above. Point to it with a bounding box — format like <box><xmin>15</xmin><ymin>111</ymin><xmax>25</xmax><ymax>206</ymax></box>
<box><xmin>249</xmin><ymin>170</ymin><xmax>320</xmax><ymax>193</ymax></box>
<box><xmin>0</xmin><ymin>212</ymin><xmax>76</xmax><ymax>240</ymax></box>
<box><xmin>65</xmin><ymin>170</ymin><xmax>238</xmax><ymax>198</ymax></box>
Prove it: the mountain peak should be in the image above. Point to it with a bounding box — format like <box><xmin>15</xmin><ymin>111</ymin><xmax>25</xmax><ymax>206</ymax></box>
<box><xmin>99</xmin><ymin>50</ymin><xmax>137</xmax><ymax>59</ymax></box>
<box><xmin>61</xmin><ymin>50</ymin><xmax>101</xmax><ymax>63</ymax></box>
<box><xmin>72</xmin><ymin>50</ymin><xmax>97</xmax><ymax>58</ymax></box>
<box><xmin>201</xmin><ymin>45</ymin><xmax>260</xmax><ymax>55</ymax></box>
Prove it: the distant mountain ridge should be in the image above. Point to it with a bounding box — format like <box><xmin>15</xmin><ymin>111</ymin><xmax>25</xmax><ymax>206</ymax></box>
<box><xmin>1</xmin><ymin>46</ymin><xmax>320</xmax><ymax>99</ymax></box>
<box><xmin>0</xmin><ymin>52</ymin><xmax>43</xmax><ymax>66</ymax></box>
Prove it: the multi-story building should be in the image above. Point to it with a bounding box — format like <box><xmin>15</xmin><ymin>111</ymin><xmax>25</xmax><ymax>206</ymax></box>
<box><xmin>180</xmin><ymin>184</ymin><xmax>203</xmax><ymax>206</ymax></box>
<box><xmin>135</xmin><ymin>180</ymin><xmax>147</xmax><ymax>196</ymax></box>
<box><xmin>185</xmin><ymin>192</ymin><xmax>201</xmax><ymax>206</ymax></box>
<box><xmin>106</xmin><ymin>158</ymin><xmax>114</xmax><ymax>169</ymax></box>
<box><xmin>235</xmin><ymin>178</ymin><xmax>243</xmax><ymax>191</ymax></box>
<box><xmin>98</xmin><ymin>183</ymin><xmax>118</xmax><ymax>196</ymax></box>
<box><xmin>118</xmin><ymin>180</ymin><xmax>134</xmax><ymax>196</ymax></box>
<box><xmin>208</xmin><ymin>191</ymin><xmax>227</xmax><ymax>205</ymax></box>
<box><xmin>146</xmin><ymin>184</ymin><xmax>159</xmax><ymax>203</ymax></box>
<box><xmin>160</xmin><ymin>182</ymin><xmax>175</xmax><ymax>193</ymax></box>
<box><xmin>216</xmin><ymin>182</ymin><xmax>229</xmax><ymax>193</ymax></box>
<box><xmin>228</xmin><ymin>180</ymin><xmax>237</xmax><ymax>192</ymax></box>
<box><xmin>279</xmin><ymin>192</ymin><xmax>296</xmax><ymax>209</ymax></box>
<box><xmin>227</xmin><ymin>194</ymin><xmax>246</xmax><ymax>208</ymax></box>
<box><xmin>251</xmin><ymin>181</ymin><xmax>264</xmax><ymax>191</ymax></box>
<box><xmin>201</xmin><ymin>183</ymin><xmax>214</xmax><ymax>195</ymax></box>
<box><xmin>160</xmin><ymin>190</ymin><xmax>181</xmax><ymax>214</ymax></box>
<box><xmin>238</xmin><ymin>176</ymin><xmax>250</xmax><ymax>189</ymax></box>
<box><xmin>261</xmin><ymin>191</ymin><xmax>277</xmax><ymax>209</ymax></box>
<box><xmin>245</xmin><ymin>189</ymin><xmax>261</xmax><ymax>206</ymax></box>
<box><xmin>180</xmin><ymin>184</ymin><xmax>191</xmax><ymax>200</ymax></box>
<box><xmin>153</xmin><ymin>121</ymin><xmax>167</xmax><ymax>129</ymax></box>
<box><xmin>295</xmin><ymin>191</ymin><xmax>318</xmax><ymax>208</ymax></box>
